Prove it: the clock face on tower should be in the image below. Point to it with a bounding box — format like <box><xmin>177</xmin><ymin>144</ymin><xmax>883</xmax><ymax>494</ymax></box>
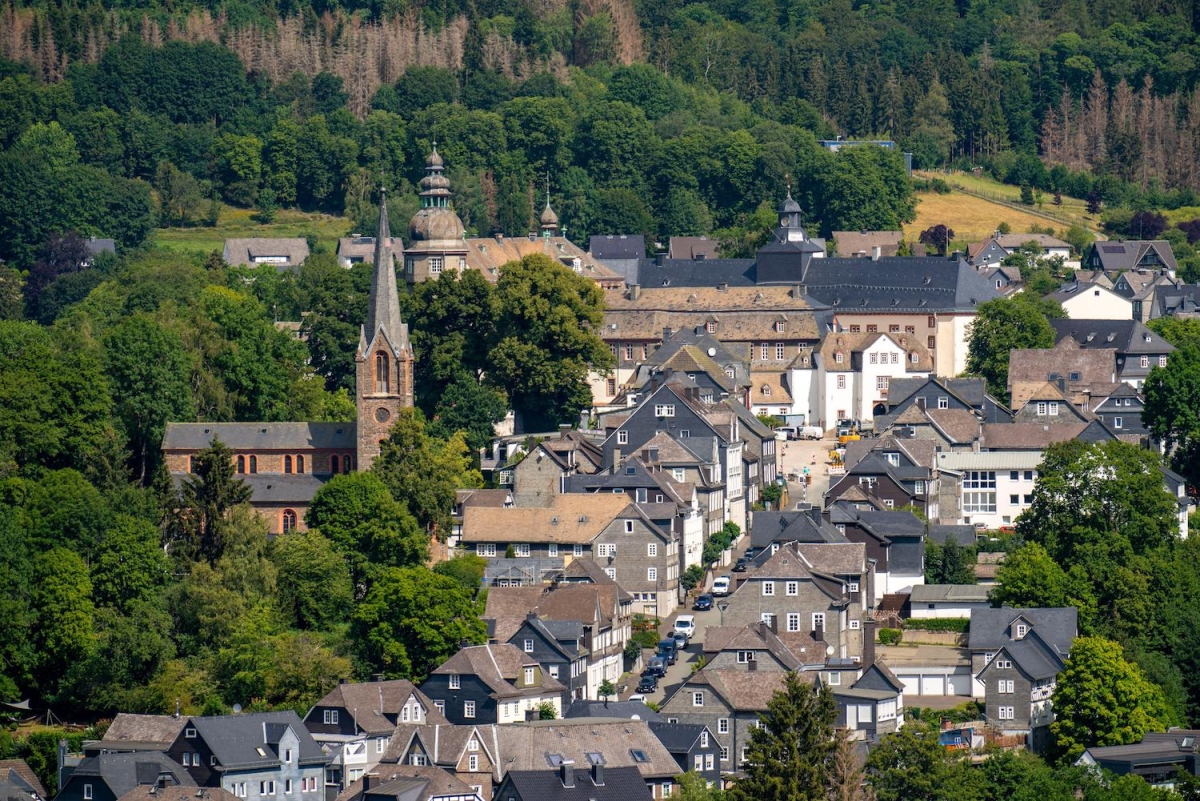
<box><xmin>375</xmin><ymin>407</ymin><xmax>392</xmax><ymax>423</ymax></box>
<box><xmin>780</xmin><ymin>217</ymin><xmax>789</xmax><ymax>227</ymax></box>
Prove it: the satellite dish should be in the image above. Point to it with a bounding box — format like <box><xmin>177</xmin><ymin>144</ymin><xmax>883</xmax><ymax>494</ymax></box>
<box><xmin>707</xmin><ymin>348</ymin><xmax>717</xmax><ymax>357</ymax></box>
<box><xmin>825</xmin><ymin>645</ymin><xmax>835</xmax><ymax>657</ymax></box>
<box><xmin>232</xmin><ymin>704</ymin><xmax>243</xmax><ymax>714</ymax></box>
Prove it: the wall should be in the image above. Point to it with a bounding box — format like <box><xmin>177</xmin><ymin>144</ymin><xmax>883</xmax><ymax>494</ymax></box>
<box><xmin>1060</xmin><ymin>289</ymin><xmax>1133</xmax><ymax>321</ymax></box>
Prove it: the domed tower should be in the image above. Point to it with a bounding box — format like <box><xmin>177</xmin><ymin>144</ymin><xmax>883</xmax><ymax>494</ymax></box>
<box><xmin>756</xmin><ymin>187</ymin><xmax>824</xmax><ymax>284</ymax></box>
<box><xmin>405</xmin><ymin>144</ymin><xmax>468</xmax><ymax>284</ymax></box>
<box><xmin>539</xmin><ymin>190</ymin><xmax>559</xmax><ymax>238</ymax></box>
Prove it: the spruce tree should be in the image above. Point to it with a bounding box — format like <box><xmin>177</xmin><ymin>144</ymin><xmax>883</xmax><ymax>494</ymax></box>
<box><xmin>730</xmin><ymin>672</ymin><xmax>838</xmax><ymax>801</ymax></box>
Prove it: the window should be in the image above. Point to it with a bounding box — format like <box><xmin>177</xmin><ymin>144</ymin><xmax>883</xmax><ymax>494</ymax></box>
<box><xmin>605</xmin><ymin>567</ymin><xmax>616</xmax><ymax>580</ymax></box>
<box><xmin>718</xmin><ymin>718</ymin><xmax>729</xmax><ymax>734</ymax></box>
<box><xmin>787</xmin><ymin>613</ymin><xmax>801</xmax><ymax>632</ymax></box>
<box><xmin>547</xmin><ymin>543</ymin><xmax>558</xmax><ymax>557</ymax></box>
<box><xmin>848</xmin><ymin>582</ymin><xmax>859</xmax><ymax>592</ymax></box>
<box><xmin>876</xmin><ymin>375</ymin><xmax>889</xmax><ymax>391</ymax></box>
<box><xmin>523</xmin><ymin>667</ymin><xmax>535</xmax><ymax>685</ymax></box>
<box><xmin>761</xmin><ymin>613</ymin><xmax>775</xmax><ymax>626</ymax></box>
<box><xmin>1015</xmin><ymin>623</ymin><xmax>1028</xmax><ymax>638</ymax></box>
<box><xmin>1024</xmin><ymin>470</ymin><xmax>1034</xmax><ymax>481</ymax></box>
<box><xmin>83</xmin><ymin>785</ymin><xmax>93</xmax><ymax>800</ymax></box>
<box><xmin>737</xmin><ymin>650</ymin><xmax>756</xmax><ymax>663</ymax></box>
<box><xmin>295</xmin><ymin>454</ymin><xmax>305</xmax><ymax>474</ymax></box>
<box><xmin>762</xmin><ymin>581</ymin><xmax>775</xmax><ymax>596</ymax></box>
<box><xmin>761</xmin><ymin>343</ymin><xmax>770</xmax><ymax>360</ymax></box>
<box><xmin>249</xmin><ymin>455</ymin><xmax>257</xmax><ymax>473</ymax></box>
<box><xmin>1024</xmin><ymin>494</ymin><xmax>1033</xmax><ymax>503</ymax></box>
<box><xmin>429</xmin><ymin>256</ymin><xmax>443</xmax><ymax>275</ymax></box>
<box><xmin>237</xmin><ymin>784</ymin><xmax>247</xmax><ymax>798</ymax></box>
<box><xmin>285</xmin><ymin>749</ymin><xmax>292</xmax><ymax>764</ymax></box>
<box><xmin>1160</xmin><ymin>356</ymin><xmax>1168</xmax><ymax>367</ymax></box>
<box><xmin>870</xmin><ymin>353</ymin><xmax>878</xmax><ymax>365</ymax></box>
<box><xmin>285</xmin><ymin>781</ymin><xmax>292</xmax><ymax>794</ymax></box>
<box><xmin>849</xmin><ymin>325</ymin><xmax>861</xmax><ymax>333</ymax></box>
<box><xmin>998</xmin><ymin>679</ymin><xmax>1014</xmax><ymax>694</ymax></box>
<box><xmin>786</xmin><ymin>581</ymin><xmax>798</xmax><ymax>596</ymax></box>
<box><xmin>835</xmin><ymin>353</ymin><xmax>845</xmax><ymax>365</ymax></box>
<box><xmin>720</xmin><ymin>746</ymin><xmax>730</xmax><ymax>762</ymax></box>
<box><xmin>323</xmin><ymin>709</ymin><xmax>338</xmax><ymax>725</ymax></box>
<box><xmin>775</xmin><ymin>343</ymin><xmax>785</xmax><ymax>360</ymax></box>
<box><xmin>574</xmin><ymin>544</ymin><xmax>584</xmax><ymax>557</ymax></box>
<box><xmin>812</xmin><ymin>612</ymin><xmax>826</xmax><ymax>631</ymax></box>
<box><xmin>692</xmin><ymin>692</ymin><xmax>704</xmax><ymax>707</ymax></box>
<box><xmin>523</xmin><ymin>638</ymin><xmax>534</xmax><ymax>653</ymax></box>
<box><xmin>237</xmin><ymin>455</ymin><xmax>245</xmax><ymax>473</ymax></box>
<box><xmin>663</xmin><ymin>782</ymin><xmax>673</xmax><ymax>798</ymax></box>
<box><xmin>654</xmin><ymin>404</ymin><xmax>676</xmax><ymax>417</ymax></box>
<box><xmin>375</xmin><ymin>352</ymin><xmax>390</xmax><ymax>393</ymax></box>
<box><xmin>514</xmin><ymin>543</ymin><xmax>530</xmax><ymax>557</ymax></box>
<box><xmin>1140</xmin><ymin>355</ymin><xmax>1149</xmax><ymax>368</ymax></box>
<box><xmin>468</xmin><ymin>754</ymin><xmax>479</xmax><ymax>771</ymax></box>
<box><xmin>1049</xmin><ymin>402</ymin><xmax>1059</xmax><ymax>415</ymax></box>
<box><xmin>606</xmin><ymin>378</ymin><xmax>617</xmax><ymax>396</ymax></box>
<box><xmin>996</xmin><ymin>659</ymin><xmax>1013</xmax><ymax>670</ymax></box>
<box><xmin>837</xmin><ymin>375</ymin><xmax>846</xmax><ymax>389</ymax></box>
<box><xmin>998</xmin><ymin>706</ymin><xmax>1015</xmax><ymax>720</ymax></box>
<box><xmin>330</xmin><ymin>454</ymin><xmax>340</xmax><ymax>475</ymax></box>
<box><xmin>1010</xmin><ymin>470</ymin><xmax>1019</xmax><ymax>481</ymax></box>
<box><xmin>476</xmin><ymin>543</ymin><xmax>497</xmax><ymax>557</ymax></box>
<box><xmin>937</xmin><ymin>396</ymin><xmax>948</xmax><ymax>409</ymax></box>
<box><xmin>647</xmin><ymin>567</ymin><xmax>658</xmax><ymax>581</ymax></box>
<box><xmin>624</xmin><ymin>345</ymin><xmax>634</xmax><ymax>361</ymax></box>
<box><xmin>342</xmin><ymin>454</ymin><xmax>352</xmax><ymax>474</ymax></box>
<box><xmin>827</xmin><ymin>671</ymin><xmax>841</xmax><ymax>685</ymax></box>
<box><xmin>647</xmin><ymin>543</ymin><xmax>658</xmax><ymax>557</ymax></box>
<box><xmin>463</xmin><ymin>700</ymin><xmax>475</xmax><ymax>718</ymax></box>
<box><xmin>866</xmin><ymin>325</ymin><xmax>878</xmax><ymax>333</ymax></box>
<box><xmin>284</xmin><ymin>455</ymin><xmax>293</xmax><ymax>473</ymax></box>
<box><xmin>1114</xmin><ymin>416</ymin><xmax>1123</xmax><ymax>428</ymax></box>
<box><xmin>186</xmin><ymin>726</ymin><xmax>197</xmax><ymax>738</ymax></box>
<box><xmin>625</xmin><ymin>519</ymin><xmax>635</xmax><ymax>533</ymax></box>
<box><xmin>963</xmin><ymin>471</ymin><xmax>997</xmax><ymax>513</ymax></box>
<box><xmin>1010</xmin><ymin>494</ymin><xmax>1019</xmax><ymax>504</ymax></box>
<box><xmin>850</xmin><ymin>619</ymin><xmax>861</xmax><ymax>630</ymax></box>
<box><xmin>617</xmin><ymin>430</ymin><xmax>628</xmax><ymax>445</ymax></box>
<box><xmin>449</xmin><ymin>673</ymin><xmax>460</xmax><ymax>689</ymax></box>
<box><xmin>774</xmin><ymin>320</ymin><xmax>786</xmax><ymax>334</ymax></box>
<box><xmin>434</xmin><ymin>700</ymin><xmax>444</xmax><ymax>713</ymax></box>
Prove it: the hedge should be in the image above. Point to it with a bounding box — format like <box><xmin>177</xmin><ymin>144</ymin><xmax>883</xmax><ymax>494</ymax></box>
<box><xmin>878</xmin><ymin>628</ymin><xmax>903</xmax><ymax>645</ymax></box>
<box><xmin>904</xmin><ymin>618</ymin><xmax>970</xmax><ymax>633</ymax></box>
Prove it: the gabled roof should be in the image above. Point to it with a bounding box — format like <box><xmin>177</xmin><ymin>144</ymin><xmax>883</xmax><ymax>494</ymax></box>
<box><xmin>101</xmin><ymin>715</ymin><xmax>187</xmax><ymax>752</ymax></box>
<box><xmin>590</xmin><ymin>235</ymin><xmax>645</xmax><ymax>260</ymax></box>
<box><xmin>493</xmin><ymin>718</ymin><xmax>677</xmax><ymax>780</ymax></box>
<box><xmin>679</xmin><ymin>669</ymin><xmax>794</xmax><ymax>712</ymax></box>
<box><xmin>0</xmin><ymin>761</ymin><xmax>45</xmax><ymax>800</ymax></box>
<box><xmin>118</xmin><ymin>788</ymin><xmax>237</xmax><ymax>801</ymax></box>
<box><xmin>337</xmin><ymin>765</ymin><xmax>480</xmax><ymax>801</ymax></box>
<box><xmin>996</xmin><ymin>233</ymin><xmax>1071</xmax><ymax>250</ymax></box>
<box><xmin>910</xmin><ymin>584</ymin><xmax>991</xmax><ymax>603</ymax></box>
<box><xmin>428</xmin><ymin>644</ymin><xmax>566</xmax><ymax>699</ymax></box>
<box><xmin>162</xmin><ymin>422</ymin><xmax>356</xmax><ymax>452</ymax></box>
<box><xmin>830</xmin><ymin>506</ymin><xmax>925</xmax><ymax>542</ymax></box>
<box><xmin>978</xmin><ymin>423</ymin><xmax>1087</xmax><ymax>451</ymax></box>
<box><xmin>306</xmin><ymin>681</ymin><xmax>446</xmax><ymax>735</ymax></box>
<box><xmin>1050</xmin><ymin>319</ymin><xmax>1176</xmax><ymax>354</ymax></box>
<box><xmin>700</xmin><ymin>622</ymin><xmax>804</xmax><ymax>670</ymax></box>
<box><xmin>460</xmin><ymin>494</ymin><xmax>630</xmax><ymax>544</ymax></box>
<box><xmin>381</xmin><ymin>724</ymin><xmax>498</xmax><ymax>770</ymax></box>
<box><xmin>563</xmin><ymin>700</ymin><xmax>663</xmax><ymax>721</ymax></box>
<box><xmin>223</xmin><ymin>238</ymin><xmax>310</xmax><ymax>268</ymax></box>
<box><xmin>668</xmin><ymin>236</ymin><xmax>720</xmax><ymax>261</ymax></box>
<box><xmin>184</xmin><ymin>712</ymin><xmax>327</xmax><ymax>769</ymax></box>
<box><xmin>924</xmin><ymin>409</ymin><xmax>982</xmax><ymax>444</ymax></box>
<box><xmin>66</xmin><ymin>754</ymin><xmax>193</xmax><ymax>798</ymax></box>
<box><xmin>968</xmin><ymin>606</ymin><xmax>1077</xmax><ymax>657</ymax></box>
<box><xmin>750</xmin><ymin>509</ymin><xmax>848</xmax><ymax>549</ymax></box>
<box><xmin>499</xmin><ymin>767</ymin><xmax>651</xmax><ymax>801</ymax></box>
<box><xmin>647</xmin><ymin>721</ymin><xmax>712</xmax><ymax>754</ymax></box>
<box><xmin>831</xmin><ymin>231</ymin><xmax>903</xmax><ymax>258</ymax></box>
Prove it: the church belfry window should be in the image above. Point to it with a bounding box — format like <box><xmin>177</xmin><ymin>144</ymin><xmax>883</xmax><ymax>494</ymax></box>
<box><xmin>376</xmin><ymin>352</ymin><xmax>390</xmax><ymax>393</ymax></box>
<box><xmin>284</xmin><ymin>455</ymin><xmax>293</xmax><ymax>474</ymax></box>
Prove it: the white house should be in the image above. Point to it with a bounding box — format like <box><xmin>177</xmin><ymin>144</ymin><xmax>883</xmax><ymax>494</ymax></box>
<box><xmin>1046</xmin><ymin>282</ymin><xmax>1133</xmax><ymax>320</ymax></box>
<box><xmin>908</xmin><ymin>584</ymin><xmax>993</xmax><ymax>619</ymax></box>
<box><xmin>818</xmin><ymin>332</ymin><xmax>932</xmax><ymax>427</ymax></box>
<box><xmin>935</xmin><ymin>451</ymin><xmax>1043</xmax><ymax>529</ymax></box>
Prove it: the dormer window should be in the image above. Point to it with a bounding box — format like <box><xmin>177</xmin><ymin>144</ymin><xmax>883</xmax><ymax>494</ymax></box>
<box><xmin>449</xmin><ymin>674</ymin><xmax>460</xmax><ymax>690</ymax></box>
<box><xmin>185</xmin><ymin>727</ymin><xmax>197</xmax><ymax>738</ymax></box>
<box><xmin>1015</xmin><ymin>623</ymin><xmax>1028</xmax><ymax>639</ymax></box>
<box><xmin>761</xmin><ymin>385</ymin><xmax>771</xmax><ymax>397</ymax></box>
<box><xmin>775</xmin><ymin>320</ymin><xmax>785</xmax><ymax>333</ymax></box>
<box><xmin>524</xmin><ymin>667</ymin><xmax>535</xmax><ymax>685</ymax></box>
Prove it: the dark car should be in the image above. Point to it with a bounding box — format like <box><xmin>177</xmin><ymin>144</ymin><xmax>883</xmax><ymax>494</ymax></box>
<box><xmin>656</xmin><ymin>638</ymin><xmax>679</xmax><ymax>665</ymax></box>
<box><xmin>644</xmin><ymin>657</ymin><xmax>666</xmax><ymax>677</ymax></box>
<box><xmin>693</xmin><ymin>593</ymin><xmax>714</xmax><ymax>611</ymax></box>
<box><xmin>743</xmin><ymin>547</ymin><xmax>760</xmax><ymax>560</ymax></box>
<box><xmin>636</xmin><ymin>674</ymin><xmax>659</xmax><ymax>693</ymax></box>
<box><xmin>732</xmin><ymin>557</ymin><xmax>750</xmax><ymax>572</ymax></box>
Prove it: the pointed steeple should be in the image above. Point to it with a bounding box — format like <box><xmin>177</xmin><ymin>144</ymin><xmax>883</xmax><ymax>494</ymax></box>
<box><xmin>364</xmin><ymin>187</ymin><xmax>407</xmax><ymax>353</ymax></box>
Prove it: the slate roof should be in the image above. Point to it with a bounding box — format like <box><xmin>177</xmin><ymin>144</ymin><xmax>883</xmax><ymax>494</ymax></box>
<box><xmin>307</xmin><ymin>681</ymin><xmax>446</xmax><ymax>735</ymax></box>
<box><xmin>1007</xmin><ymin>347</ymin><xmax>1116</xmax><ymax>409</ymax></box>
<box><xmin>460</xmin><ymin>494</ymin><xmax>630</xmax><ymax>544</ymax></box>
<box><xmin>924</xmin><ymin>409</ymin><xmax>982</xmax><ymax>444</ymax></box>
<box><xmin>750</xmin><ymin>509</ymin><xmax>849</xmax><ymax>549</ymax></box>
<box><xmin>0</xmin><ymin>761</ymin><xmax>44</xmax><ymax>801</ymax></box>
<box><xmin>485</xmin><ymin>583</ymin><xmax>625</xmax><ymax>641</ymax></box>
<box><xmin>978</xmin><ymin>423</ymin><xmax>1087</xmax><ymax>451</ymax></box>
<box><xmin>590</xmin><ymin>235</ymin><xmax>645</xmax><ymax>260</ymax></box>
<box><xmin>563</xmin><ymin>701</ymin><xmax>663</xmax><ymax>721</ymax></box>
<box><xmin>1045</xmin><ymin>281</ymin><xmax>1126</xmax><ymax>306</ymax></box>
<box><xmin>493</xmin><ymin>719</ymin><xmax>677</xmax><ymax>780</ymax></box>
<box><xmin>830</xmin><ymin>506</ymin><xmax>925</xmax><ymax>543</ymax></box>
<box><xmin>682</xmin><ymin>669</ymin><xmax>794</xmax><ymax>712</ymax></box>
<box><xmin>927</xmin><ymin>525</ymin><xmax>977</xmax><ymax>546</ymax></box>
<box><xmin>968</xmin><ymin>607</ymin><xmax>1077</xmax><ymax>656</ymax></box>
<box><xmin>1050</xmin><ymin>319</ymin><xmax>1176</xmax><ymax>354</ymax></box>
<box><xmin>337</xmin><ymin>766</ymin><xmax>480</xmax><ymax>801</ymax></box>
<box><xmin>101</xmin><ymin>715</ymin><xmax>187</xmax><ymax>751</ymax></box>
<box><xmin>668</xmin><ymin>237</ymin><xmax>720</xmax><ymax>261</ymax></box>
<box><xmin>162</xmin><ymin>422</ymin><xmax>356</xmax><ymax>452</ymax></box>
<box><xmin>647</xmin><ymin>721</ymin><xmax>711</xmax><ymax>754</ymax></box>
<box><xmin>1156</xmin><ymin>284</ymin><xmax>1200</xmax><ymax>316</ymax></box>
<box><xmin>700</xmin><ymin>622</ymin><xmax>804</xmax><ymax>670</ymax></box>
<box><xmin>67</xmin><ymin>754</ymin><xmax>193</xmax><ymax>798</ymax></box>
<box><xmin>831</xmin><ymin>231</ymin><xmax>903</xmax><ymax>258</ymax></box>
<box><xmin>429</xmin><ymin>644</ymin><xmax>566</xmax><ymax>699</ymax></box>
<box><xmin>499</xmin><ymin>767</ymin><xmax>651</xmax><ymax>801</ymax></box>
<box><xmin>240</xmin><ymin>474</ymin><xmax>334</xmax><ymax>504</ymax></box>
<box><xmin>1089</xmin><ymin>240</ymin><xmax>1178</xmax><ymax>272</ymax></box>
<box><xmin>223</xmin><ymin>238</ymin><xmax>310</xmax><ymax>269</ymax></box>
<box><xmin>186</xmin><ymin>711</ymin><xmax>326</xmax><ymax>770</ymax></box>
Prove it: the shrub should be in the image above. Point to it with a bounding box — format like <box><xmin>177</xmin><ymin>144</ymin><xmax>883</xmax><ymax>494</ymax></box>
<box><xmin>878</xmin><ymin>628</ymin><xmax>903</xmax><ymax>646</ymax></box>
<box><xmin>904</xmin><ymin>618</ymin><xmax>970</xmax><ymax>633</ymax></box>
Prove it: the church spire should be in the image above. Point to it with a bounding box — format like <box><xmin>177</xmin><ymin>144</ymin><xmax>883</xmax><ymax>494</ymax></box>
<box><xmin>364</xmin><ymin>186</ymin><xmax>407</xmax><ymax>353</ymax></box>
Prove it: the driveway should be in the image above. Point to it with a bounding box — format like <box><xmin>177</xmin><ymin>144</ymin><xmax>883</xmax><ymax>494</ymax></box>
<box><xmin>777</xmin><ymin>434</ymin><xmax>839</xmax><ymax>508</ymax></box>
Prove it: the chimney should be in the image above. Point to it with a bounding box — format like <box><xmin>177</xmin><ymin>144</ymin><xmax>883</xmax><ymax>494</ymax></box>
<box><xmin>792</xmin><ymin>284</ymin><xmax>804</xmax><ymax>298</ymax></box>
<box><xmin>717</xmin><ymin>282</ymin><xmax>728</xmax><ymax>291</ymax></box>
<box><xmin>814</xmin><ymin>617</ymin><xmax>824</xmax><ymax>641</ymax></box>
<box><xmin>591</xmin><ymin>763</ymin><xmax>605</xmax><ymax>786</ymax></box>
<box><xmin>527</xmin><ymin>612</ymin><xmax>539</xmax><ymax>622</ymax></box>
<box><xmin>864</xmin><ymin>619</ymin><xmax>876</xmax><ymax>666</ymax></box>
<box><xmin>655</xmin><ymin>253</ymin><xmax>666</xmax><ymax>266</ymax></box>
<box><xmin>663</xmin><ymin>327</ymin><xmax>673</xmax><ymax>339</ymax></box>
<box><xmin>629</xmin><ymin>284</ymin><xmax>641</xmax><ymax>301</ymax></box>
<box><xmin>371</xmin><ymin>673</ymin><xmax>384</xmax><ymax>682</ymax></box>
<box><xmin>769</xmin><ymin>615</ymin><xmax>778</xmax><ymax>635</ymax></box>
<box><xmin>871</xmin><ymin>246</ymin><xmax>882</xmax><ymax>261</ymax></box>
<box><xmin>560</xmin><ymin>761</ymin><xmax>575</xmax><ymax>788</ymax></box>
<box><xmin>613</xmin><ymin>448</ymin><xmax>621</xmax><ymax>465</ymax></box>
<box><xmin>748</xmin><ymin>658</ymin><xmax>758</xmax><ymax>673</ymax></box>
<box><xmin>339</xmin><ymin>678</ymin><xmax>350</xmax><ymax>685</ymax></box>
<box><xmin>559</xmin><ymin>424</ymin><xmax>571</xmax><ymax>440</ymax></box>
<box><xmin>363</xmin><ymin>774</ymin><xmax>372</xmax><ymax>793</ymax></box>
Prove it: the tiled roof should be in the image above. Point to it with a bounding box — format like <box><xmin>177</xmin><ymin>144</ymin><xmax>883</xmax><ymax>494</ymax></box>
<box><xmin>494</xmin><ymin>718</ymin><xmax>677</xmax><ymax>780</ymax></box>
<box><xmin>978</xmin><ymin>423</ymin><xmax>1087</xmax><ymax>451</ymax></box>
<box><xmin>336</xmin><ymin>765</ymin><xmax>478</xmax><ymax>801</ymax></box>
<box><xmin>924</xmin><ymin>409</ymin><xmax>981</xmax><ymax>444</ymax></box>
<box><xmin>0</xmin><ymin>761</ymin><xmax>44</xmax><ymax>800</ymax></box>
<box><xmin>687</xmin><ymin>669</ymin><xmax>794</xmax><ymax>711</ymax></box>
<box><xmin>466</xmin><ymin>236</ymin><xmax>623</xmax><ymax>285</ymax></box>
<box><xmin>603</xmin><ymin>287</ymin><xmax>820</xmax><ymax>341</ymax></box>
<box><xmin>101</xmin><ymin>714</ymin><xmax>186</xmax><ymax>751</ymax></box>
<box><xmin>910</xmin><ymin>584</ymin><xmax>991</xmax><ymax>603</ymax></box>
<box><xmin>750</xmin><ymin>372</ymin><xmax>792</xmax><ymax>405</ymax></box>
<box><xmin>460</xmin><ymin>494</ymin><xmax>630</xmax><ymax>544</ymax></box>
<box><xmin>430</xmin><ymin>644</ymin><xmax>566</xmax><ymax>699</ymax></box>
<box><xmin>701</xmin><ymin>622</ymin><xmax>804</xmax><ymax>669</ymax></box>
<box><xmin>831</xmin><ymin>231</ymin><xmax>903</xmax><ymax>257</ymax></box>
<box><xmin>117</xmin><ymin>788</ymin><xmax>236</xmax><ymax>801</ymax></box>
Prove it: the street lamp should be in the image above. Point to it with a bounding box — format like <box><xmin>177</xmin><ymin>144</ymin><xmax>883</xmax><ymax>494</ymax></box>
<box><xmin>718</xmin><ymin>602</ymin><xmax>729</xmax><ymax>627</ymax></box>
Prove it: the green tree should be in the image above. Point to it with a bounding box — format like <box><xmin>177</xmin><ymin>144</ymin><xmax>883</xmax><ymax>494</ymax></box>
<box><xmin>305</xmin><ymin>471</ymin><xmax>428</xmax><ymax>590</ymax></box>
<box><xmin>209</xmin><ymin>134</ymin><xmax>263</xmax><ymax>207</ymax></box>
<box><xmin>867</xmin><ymin>722</ymin><xmax>982</xmax><ymax>801</ymax></box>
<box><xmin>729</xmin><ymin>672</ymin><xmax>837</xmax><ymax>801</ymax></box>
<box><xmin>90</xmin><ymin>515</ymin><xmax>169</xmax><ymax>614</ymax></box>
<box><xmin>432</xmin><ymin>553</ymin><xmax>487</xmax><ymax>591</ymax></box>
<box><xmin>989</xmin><ymin>542</ymin><xmax>1095</xmax><ymax>622</ymax></box>
<box><xmin>966</xmin><ymin>294</ymin><xmax>1062</xmax><ymax>401</ymax></box>
<box><xmin>1143</xmin><ymin>346</ymin><xmax>1200</xmax><ymax>494</ymax></box>
<box><xmin>104</xmin><ymin>315</ymin><xmax>195</xmax><ymax>483</ymax></box>
<box><xmin>350</xmin><ymin>566</ymin><xmax>487</xmax><ymax>681</ymax></box>
<box><xmin>30</xmin><ymin>548</ymin><xmax>96</xmax><ymax>701</ymax></box>
<box><xmin>677</xmin><ymin>771</ymin><xmax>727</xmax><ymax>800</ymax></box>
<box><xmin>169</xmin><ymin>438</ymin><xmax>252</xmax><ymax>564</ymax></box>
<box><xmin>489</xmin><ymin>254</ymin><xmax>613</xmax><ymax>429</ymax></box>
<box><xmin>1050</xmin><ymin>636</ymin><xmax>1174</xmax><ymax>763</ymax></box>
<box><xmin>924</xmin><ymin>539</ymin><xmax>976</xmax><ymax>585</ymax></box>
<box><xmin>272</xmin><ymin>529</ymin><xmax>353</xmax><ymax>630</ymax></box>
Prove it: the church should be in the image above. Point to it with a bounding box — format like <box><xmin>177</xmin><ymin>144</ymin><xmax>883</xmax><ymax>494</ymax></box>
<box><xmin>161</xmin><ymin>188</ymin><xmax>414</xmax><ymax>535</ymax></box>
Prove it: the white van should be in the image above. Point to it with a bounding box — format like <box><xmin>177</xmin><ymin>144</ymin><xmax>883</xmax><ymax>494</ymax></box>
<box><xmin>798</xmin><ymin>426</ymin><xmax>823</xmax><ymax>440</ymax></box>
<box><xmin>775</xmin><ymin>426</ymin><xmax>798</xmax><ymax>441</ymax></box>
<box><xmin>712</xmin><ymin>576</ymin><xmax>732</xmax><ymax>596</ymax></box>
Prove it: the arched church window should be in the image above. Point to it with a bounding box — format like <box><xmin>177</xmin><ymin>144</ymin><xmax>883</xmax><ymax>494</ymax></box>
<box><xmin>282</xmin><ymin>510</ymin><xmax>297</xmax><ymax>534</ymax></box>
<box><xmin>296</xmin><ymin>454</ymin><xmax>305</xmax><ymax>474</ymax></box>
<box><xmin>249</xmin><ymin>455</ymin><xmax>257</xmax><ymax>474</ymax></box>
<box><xmin>376</xmin><ymin>352</ymin><xmax>390</xmax><ymax>393</ymax></box>
<box><xmin>343</xmin><ymin>454</ymin><xmax>353</xmax><ymax>474</ymax></box>
<box><xmin>331</xmin><ymin>455</ymin><xmax>340</xmax><ymax>474</ymax></box>
<box><xmin>237</xmin><ymin>455</ymin><xmax>245</xmax><ymax>474</ymax></box>
<box><xmin>284</xmin><ymin>455</ymin><xmax>293</xmax><ymax>474</ymax></box>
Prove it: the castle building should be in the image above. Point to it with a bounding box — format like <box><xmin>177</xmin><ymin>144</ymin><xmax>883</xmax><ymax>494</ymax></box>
<box><xmin>162</xmin><ymin>192</ymin><xmax>415</xmax><ymax>535</ymax></box>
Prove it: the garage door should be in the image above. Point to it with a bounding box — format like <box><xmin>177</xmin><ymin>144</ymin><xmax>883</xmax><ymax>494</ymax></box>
<box><xmin>920</xmin><ymin>675</ymin><xmax>946</xmax><ymax>695</ymax></box>
<box><xmin>947</xmin><ymin>669</ymin><xmax>973</xmax><ymax>696</ymax></box>
<box><xmin>898</xmin><ymin>674</ymin><xmax>921</xmax><ymax>695</ymax></box>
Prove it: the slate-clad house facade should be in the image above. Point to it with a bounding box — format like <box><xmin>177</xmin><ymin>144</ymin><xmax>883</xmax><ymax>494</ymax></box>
<box><xmin>420</xmin><ymin>644</ymin><xmax>566</xmax><ymax>726</ymax></box>
<box><xmin>1049</xmin><ymin>319</ymin><xmax>1175</xmax><ymax>389</ymax></box>
<box><xmin>647</xmin><ymin>722</ymin><xmax>721</xmax><ymax>784</ymax></box>
<box><xmin>165</xmin><ymin>712</ymin><xmax>327</xmax><ymax>801</ymax></box>
<box><xmin>57</xmin><ymin>754</ymin><xmax>192</xmax><ymax>801</ymax></box>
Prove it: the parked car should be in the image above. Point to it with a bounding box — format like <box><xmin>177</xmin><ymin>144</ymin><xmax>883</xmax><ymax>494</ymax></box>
<box><xmin>693</xmin><ymin>593</ymin><xmax>714</xmax><ymax>611</ymax></box>
<box><xmin>673</xmin><ymin>614</ymin><xmax>696</xmax><ymax>639</ymax></box>
<box><xmin>636</xmin><ymin>675</ymin><xmax>658</xmax><ymax>693</ymax></box>
<box><xmin>671</xmin><ymin>632</ymin><xmax>689</xmax><ymax>650</ymax></box>
<box><xmin>732</xmin><ymin>557</ymin><xmax>750</xmax><ymax>573</ymax></box>
<box><xmin>712</xmin><ymin>576</ymin><xmax>732</xmax><ymax>596</ymax></box>
<box><xmin>656</xmin><ymin>638</ymin><xmax>679</xmax><ymax>665</ymax></box>
<box><xmin>627</xmin><ymin>693</ymin><xmax>648</xmax><ymax>703</ymax></box>
<box><xmin>644</xmin><ymin>658</ymin><xmax>666</xmax><ymax>677</ymax></box>
<box><xmin>799</xmin><ymin>425</ymin><xmax>824</xmax><ymax>440</ymax></box>
<box><xmin>775</xmin><ymin>426</ymin><xmax>799</xmax><ymax>441</ymax></box>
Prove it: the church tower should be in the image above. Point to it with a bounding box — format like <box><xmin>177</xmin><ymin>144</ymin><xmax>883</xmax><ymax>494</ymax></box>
<box><xmin>356</xmin><ymin>187</ymin><xmax>414</xmax><ymax>470</ymax></box>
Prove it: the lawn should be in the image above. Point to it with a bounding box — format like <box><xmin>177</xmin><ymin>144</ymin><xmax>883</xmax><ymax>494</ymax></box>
<box><xmin>914</xmin><ymin>170</ymin><xmax>1100</xmax><ymax>233</ymax></box>
<box><xmin>154</xmin><ymin>204</ymin><xmax>353</xmax><ymax>258</ymax></box>
<box><xmin>904</xmin><ymin>189</ymin><xmax>1076</xmax><ymax>245</ymax></box>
